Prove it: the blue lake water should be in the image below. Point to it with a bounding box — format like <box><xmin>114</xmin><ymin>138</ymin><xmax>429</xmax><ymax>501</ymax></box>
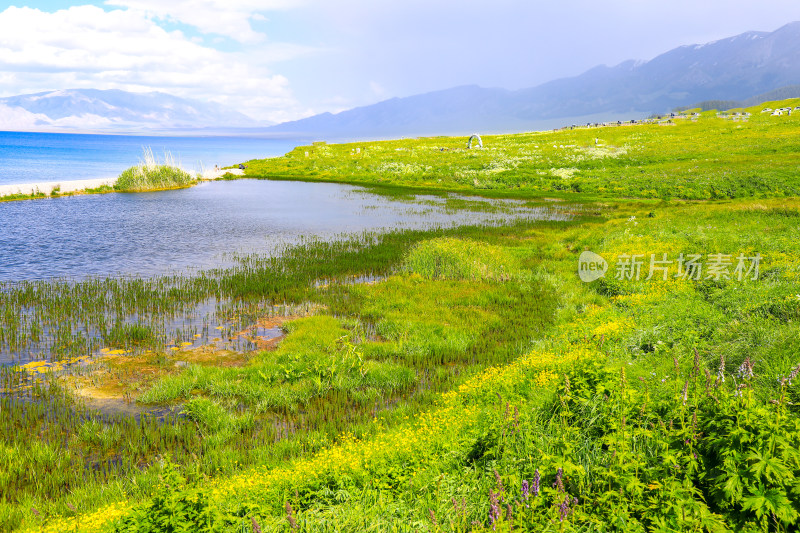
<box><xmin>0</xmin><ymin>131</ymin><xmax>566</xmax><ymax>365</ymax></box>
<box><xmin>0</xmin><ymin>131</ymin><xmax>303</xmax><ymax>186</ymax></box>
<box><xmin>0</xmin><ymin>179</ymin><xmax>559</xmax><ymax>282</ymax></box>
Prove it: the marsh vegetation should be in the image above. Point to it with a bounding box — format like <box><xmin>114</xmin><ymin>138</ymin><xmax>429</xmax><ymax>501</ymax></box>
<box><xmin>114</xmin><ymin>148</ymin><xmax>196</xmax><ymax>192</ymax></box>
<box><xmin>3</xmin><ymin>100</ymin><xmax>800</xmax><ymax>532</ymax></box>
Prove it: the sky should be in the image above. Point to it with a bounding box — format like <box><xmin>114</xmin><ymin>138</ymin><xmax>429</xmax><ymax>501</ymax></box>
<box><xmin>2</xmin><ymin>1</ymin><xmax>800</xmax><ymax>124</ymax></box>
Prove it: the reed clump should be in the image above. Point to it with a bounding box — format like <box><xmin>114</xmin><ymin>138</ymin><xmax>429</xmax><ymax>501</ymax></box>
<box><xmin>114</xmin><ymin>147</ymin><xmax>196</xmax><ymax>192</ymax></box>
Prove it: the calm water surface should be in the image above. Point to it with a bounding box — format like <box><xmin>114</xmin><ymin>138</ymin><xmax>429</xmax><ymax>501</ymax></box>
<box><xmin>0</xmin><ymin>131</ymin><xmax>302</xmax><ymax>186</ymax></box>
<box><xmin>0</xmin><ymin>180</ymin><xmax>554</xmax><ymax>281</ymax></box>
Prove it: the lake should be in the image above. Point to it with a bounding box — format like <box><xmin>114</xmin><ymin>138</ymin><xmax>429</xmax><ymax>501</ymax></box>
<box><xmin>0</xmin><ymin>179</ymin><xmax>556</xmax><ymax>282</ymax></box>
<box><xmin>0</xmin><ymin>130</ymin><xmax>302</xmax><ymax>186</ymax></box>
<box><xmin>0</xmin><ymin>179</ymin><xmax>563</xmax><ymax>364</ymax></box>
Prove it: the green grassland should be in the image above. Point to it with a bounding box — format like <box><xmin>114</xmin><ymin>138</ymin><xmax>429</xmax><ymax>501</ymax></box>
<box><xmin>3</xmin><ymin>101</ymin><xmax>800</xmax><ymax>532</ymax></box>
<box><xmin>243</xmin><ymin>99</ymin><xmax>800</xmax><ymax>200</ymax></box>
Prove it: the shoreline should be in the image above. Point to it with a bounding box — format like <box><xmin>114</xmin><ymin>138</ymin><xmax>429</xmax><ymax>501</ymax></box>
<box><xmin>0</xmin><ymin>168</ymin><xmax>245</xmax><ymax>201</ymax></box>
<box><xmin>0</xmin><ymin>178</ymin><xmax>116</xmax><ymax>198</ymax></box>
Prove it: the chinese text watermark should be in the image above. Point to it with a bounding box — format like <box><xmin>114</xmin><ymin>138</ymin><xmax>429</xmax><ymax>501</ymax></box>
<box><xmin>579</xmin><ymin>251</ymin><xmax>760</xmax><ymax>282</ymax></box>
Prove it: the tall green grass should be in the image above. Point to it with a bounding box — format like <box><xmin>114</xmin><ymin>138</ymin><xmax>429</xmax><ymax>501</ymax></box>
<box><xmin>402</xmin><ymin>237</ymin><xmax>518</xmax><ymax>281</ymax></box>
<box><xmin>114</xmin><ymin>147</ymin><xmax>196</xmax><ymax>192</ymax></box>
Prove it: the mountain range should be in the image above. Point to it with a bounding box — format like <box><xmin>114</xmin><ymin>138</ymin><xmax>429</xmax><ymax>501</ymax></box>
<box><xmin>267</xmin><ymin>21</ymin><xmax>800</xmax><ymax>138</ymax></box>
<box><xmin>0</xmin><ymin>89</ymin><xmax>259</xmax><ymax>133</ymax></box>
<box><xmin>2</xmin><ymin>21</ymin><xmax>800</xmax><ymax>137</ymax></box>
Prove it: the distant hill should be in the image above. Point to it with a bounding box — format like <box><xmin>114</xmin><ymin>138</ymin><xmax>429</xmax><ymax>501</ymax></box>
<box><xmin>0</xmin><ymin>89</ymin><xmax>261</xmax><ymax>133</ymax></box>
<box><xmin>268</xmin><ymin>21</ymin><xmax>800</xmax><ymax>138</ymax></box>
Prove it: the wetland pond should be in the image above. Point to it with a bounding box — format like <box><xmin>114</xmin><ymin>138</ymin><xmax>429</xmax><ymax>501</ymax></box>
<box><xmin>0</xmin><ymin>179</ymin><xmax>565</xmax><ymax>367</ymax></box>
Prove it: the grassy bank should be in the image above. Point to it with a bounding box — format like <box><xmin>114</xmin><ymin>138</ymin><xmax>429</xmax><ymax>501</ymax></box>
<box><xmin>4</xmin><ymin>101</ymin><xmax>800</xmax><ymax>531</ymax></box>
<box><xmin>0</xmin><ymin>183</ymin><xmax>116</xmax><ymax>203</ymax></box>
<box><xmin>1</xmin><ymin>214</ymin><xmax>570</xmax><ymax>530</ymax></box>
<box><xmin>243</xmin><ymin>99</ymin><xmax>800</xmax><ymax>201</ymax></box>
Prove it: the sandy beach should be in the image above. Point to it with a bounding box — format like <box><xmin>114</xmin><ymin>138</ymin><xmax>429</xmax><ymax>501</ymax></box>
<box><xmin>0</xmin><ymin>168</ymin><xmax>245</xmax><ymax>199</ymax></box>
<box><xmin>0</xmin><ymin>178</ymin><xmax>116</xmax><ymax>198</ymax></box>
<box><xmin>199</xmin><ymin>167</ymin><xmax>245</xmax><ymax>180</ymax></box>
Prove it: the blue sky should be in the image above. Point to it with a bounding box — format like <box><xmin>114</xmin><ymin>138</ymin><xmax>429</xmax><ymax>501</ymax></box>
<box><xmin>2</xmin><ymin>1</ymin><xmax>800</xmax><ymax>123</ymax></box>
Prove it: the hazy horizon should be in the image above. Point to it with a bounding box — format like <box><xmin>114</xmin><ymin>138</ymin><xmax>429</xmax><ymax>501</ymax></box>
<box><xmin>1</xmin><ymin>1</ymin><xmax>800</xmax><ymax>128</ymax></box>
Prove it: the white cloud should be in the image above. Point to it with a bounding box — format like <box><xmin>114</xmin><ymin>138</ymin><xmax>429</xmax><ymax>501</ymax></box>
<box><xmin>0</xmin><ymin>6</ymin><xmax>309</xmax><ymax>122</ymax></box>
<box><xmin>0</xmin><ymin>101</ymin><xmax>132</xmax><ymax>132</ymax></box>
<box><xmin>0</xmin><ymin>103</ymin><xmax>49</xmax><ymax>130</ymax></box>
<box><xmin>104</xmin><ymin>0</ymin><xmax>302</xmax><ymax>44</ymax></box>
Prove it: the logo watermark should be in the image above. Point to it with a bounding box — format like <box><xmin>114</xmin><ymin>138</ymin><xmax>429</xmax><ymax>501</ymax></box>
<box><xmin>579</xmin><ymin>252</ymin><xmax>761</xmax><ymax>282</ymax></box>
<box><xmin>578</xmin><ymin>251</ymin><xmax>608</xmax><ymax>282</ymax></box>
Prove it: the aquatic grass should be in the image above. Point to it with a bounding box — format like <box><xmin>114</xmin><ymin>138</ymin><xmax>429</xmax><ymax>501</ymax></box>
<box><xmin>0</xmin><ymin>190</ymin><xmax>47</xmax><ymax>202</ymax></box>
<box><xmin>401</xmin><ymin>237</ymin><xmax>518</xmax><ymax>281</ymax></box>
<box><xmin>140</xmin><ymin>315</ymin><xmax>421</xmax><ymax>407</ymax></box>
<box><xmin>0</xmin><ymin>215</ymin><xmax>573</xmax><ymax>530</ymax></box>
<box><xmin>0</xmin><ymin>211</ymin><xmax>564</xmax><ymax>365</ymax></box>
<box><xmin>114</xmin><ymin>147</ymin><xmax>196</xmax><ymax>192</ymax></box>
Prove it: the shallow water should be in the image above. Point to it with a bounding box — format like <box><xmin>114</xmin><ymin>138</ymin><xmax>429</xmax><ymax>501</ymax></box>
<box><xmin>0</xmin><ymin>179</ymin><xmax>552</xmax><ymax>281</ymax></box>
<box><xmin>0</xmin><ymin>179</ymin><xmax>568</xmax><ymax>367</ymax></box>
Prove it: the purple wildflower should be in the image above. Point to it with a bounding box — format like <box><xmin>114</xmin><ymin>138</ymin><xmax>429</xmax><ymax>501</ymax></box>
<box><xmin>251</xmin><ymin>517</ymin><xmax>262</xmax><ymax>533</ymax></box>
<box><xmin>558</xmin><ymin>496</ymin><xmax>571</xmax><ymax>522</ymax></box>
<box><xmin>493</xmin><ymin>469</ymin><xmax>505</xmax><ymax>493</ymax></box>
<box><xmin>553</xmin><ymin>467</ymin><xmax>564</xmax><ymax>493</ymax></box>
<box><xmin>788</xmin><ymin>364</ymin><xmax>800</xmax><ymax>386</ymax></box>
<box><xmin>489</xmin><ymin>490</ymin><xmax>501</xmax><ymax>530</ymax></box>
<box><xmin>532</xmin><ymin>469</ymin><xmax>540</xmax><ymax>497</ymax></box>
<box><xmin>737</xmin><ymin>356</ymin><xmax>755</xmax><ymax>380</ymax></box>
<box><xmin>428</xmin><ymin>509</ymin><xmax>438</xmax><ymax>527</ymax></box>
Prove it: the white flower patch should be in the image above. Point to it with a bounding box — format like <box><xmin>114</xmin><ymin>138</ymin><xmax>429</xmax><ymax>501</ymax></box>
<box><xmin>576</xmin><ymin>144</ymin><xmax>629</xmax><ymax>159</ymax></box>
<box><xmin>375</xmin><ymin>162</ymin><xmax>432</xmax><ymax>174</ymax></box>
<box><xmin>550</xmin><ymin>167</ymin><xmax>579</xmax><ymax>179</ymax></box>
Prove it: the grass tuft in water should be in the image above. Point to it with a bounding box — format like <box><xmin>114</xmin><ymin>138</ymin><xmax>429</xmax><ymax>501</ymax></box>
<box><xmin>114</xmin><ymin>147</ymin><xmax>196</xmax><ymax>192</ymax></box>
